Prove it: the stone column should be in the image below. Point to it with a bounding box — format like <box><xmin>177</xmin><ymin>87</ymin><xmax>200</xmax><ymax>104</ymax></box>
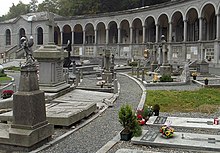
<box><xmin>160</xmin><ymin>36</ymin><xmax>171</xmax><ymax>75</ymax></box>
<box><xmin>60</xmin><ymin>31</ymin><xmax>63</xmax><ymax>45</ymax></box>
<box><xmin>142</xmin><ymin>25</ymin><xmax>146</xmax><ymax>43</ymax></box>
<box><xmin>168</xmin><ymin>22</ymin><xmax>172</xmax><ymax>42</ymax></box>
<box><xmin>106</xmin><ymin>28</ymin><xmax>109</xmax><ymax>44</ymax></box>
<box><xmin>216</xmin><ymin>14</ymin><xmax>220</xmax><ymax>40</ymax></box>
<box><xmin>75</xmin><ymin>69</ymin><xmax>80</xmax><ymax>86</ymax></box>
<box><xmin>183</xmin><ymin>20</ymin><xmax>187</xmax><ymax>42</ymax></box>
<box><xmin>142</xmin><ymin>69</ymin><xmax>145</xmax><ymax>81</ymax></box>
<box><xmin>94</xmin><ymin>29</ymin><xmax>98</xmax><ymax>44</ymax></box>
<box><xmin>130</xmin><ymin>26</ymin><xmax>133</xmax><ymax>44</ymax></box>
<box><xmin>118</xmin><ymin>28</ymin><xmax>121</xmax><ymax>43</ymax></box>
<box><xmin>156</xmin><ymin>24</ymin><xmax>159</xmax><ymax>43</ymax></box>
<box><xmin>199</xmin><ymin>17</ymin><xmax>203</xmax><ymax>41</ymax></box>
<box><xmin>151</xmin><ymin>45</ymin><xmax>158</xmax><ymax>71</ymax></box>
<box><xmin>83</xmin><ymin>30</ymin><xmax>86</xmax><ymax>44</ymax></box>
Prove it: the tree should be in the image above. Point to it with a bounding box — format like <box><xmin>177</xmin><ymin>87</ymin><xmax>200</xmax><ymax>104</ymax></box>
<box><xmin>29</xmin><ymin>0</ymin><xmax>38</xmax><ymax>12</ymax></box>
<box><xmin>7</xmin><ymin>2</ymin><xmax>30</xmax><ymax>19</ymax></box>
<box><xmin>38</xmin><ymin>0</ymin><xmax>59</xmax><ymax>14</ymax></box>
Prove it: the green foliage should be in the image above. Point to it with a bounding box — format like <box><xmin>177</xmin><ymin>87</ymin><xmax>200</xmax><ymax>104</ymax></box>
<box><xmin>146</xmin><ymin>88</ymin><xmax>220</xmax><ymax>113</ymax></box>
<box><xmin>4</xmin><ymin>66</ymin><xmax>21</xmax><ymax>71</ymax></box>
<box><xmin>142</xmin><ymin>106</ymin><xmax>153</xmax><ymax>118</ymax></box>
<box><xmin>118</xmin><ymin>104</ymin><xmax>142</xmax><ymax>137</ymax></box>
<box><xmin>129</xmin><ymin>61</ymin><xmax>138</xmax><ymax>67</ymax></box>
<box><xmin>159</xmin><ymin>75</ymin><xmax>173</xmax><ymax>82</ymax></box>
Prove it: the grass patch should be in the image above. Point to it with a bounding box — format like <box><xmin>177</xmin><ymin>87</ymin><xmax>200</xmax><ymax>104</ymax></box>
<box><xmin>145</xmin><ymin>88</ymin><xmax>220</xmax><ymax>114</ymax></box>
<box><xmin>0</xmin><ymin>76</ymin><xmax>12</xmax><ymax>82</ymax></box>
<box><xmin>4</xmin><ymin>66</ymin><xmax>21</xmax><ymax>71</ymax></box>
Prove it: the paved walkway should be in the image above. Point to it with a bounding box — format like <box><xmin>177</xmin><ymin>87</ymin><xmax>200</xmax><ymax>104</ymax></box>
<box><xmin>39</xmin><ymin>74</ymin><xmax>142</xmax><ymax>153</ymax></box>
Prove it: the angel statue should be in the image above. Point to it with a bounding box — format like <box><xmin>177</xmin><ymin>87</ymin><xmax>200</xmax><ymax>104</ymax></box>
<box><xmin>20</xmin><ymin>36</ymin><xmax>35</xmax><ymax>66</ymax></box>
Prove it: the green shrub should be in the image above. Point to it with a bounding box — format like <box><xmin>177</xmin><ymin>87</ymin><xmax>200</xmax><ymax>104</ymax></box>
<box><xmin>160</xmin><ymin>75</ymin><xmax>173</xmax><ymax>82</ymax></box>
<box><xmin>129</xmin><ymin>61</ymin><xmax>138</xmax><ymax>67</ymax></box>
<box><xmin>118</xmin><ymin>104</ymin><xmax>142</xmax><ymax>137</ymax></box>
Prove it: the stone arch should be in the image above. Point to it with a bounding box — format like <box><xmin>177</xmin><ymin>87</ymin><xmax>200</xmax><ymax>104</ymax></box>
<box><xmin>19</xmin><ymin>28</ymin><xmax>26</xmax><ymax>47</ymax></box>
<box><xmin>54</xmin><ymin>26</ymin><xmax>61</xmax><ymax>45</ymax></box>
<box><xmin>85</xmin><ymin>23</ymin><xmax>94</xmax><ymax>44</ymax></box>
<box><xmin>96</xmin><ymin>22</ymin><xmax>106</xmax><ymax>44</ymax></box>
<box><xmin>171</xmin><ymin>11</ymin><xmax>184</xmax><ymax>42</ymax></box>
<box><xmin>120</xmin><ymin>20</ymin><xmax>130</xmax><ymax>44</ymax></box>
<box><xmin>37</xmin><ymin>27</ymin><xmax>43</xmax><ymax>45</ymax></box>
<box><xmin>157</xmin><ymin>14</ymin><xmax>169</xmax><ymax>41</ymax></box>
<box><xmin>62</xmin><ymin>24</ymin><xmax>72</xmax><ymax>45</ymax></box>
<box><xmin>108</xmin><ymin>21</ymin><xmax>118</xmax><ymax>44</ymax></box>
<box><xmin>186</xmin><ymin>8</ymin><xmax>199</xmax><ymax>41</ymax></box>
<box><xmin>145</xmin><ymin>16</ymin><xmax>156</xmax><ymax>42</ymax></box>
<box><xmin>5</xmin><ymin>29</ymin><xmax>11</xmax><ymax>45</ymax></box>
<box><xmin>74</xmin><ymin>24</ymin><xmax>83</xmax><ymax>44</ymax></box>
<box><xmin>132</xmin><ymin>18</ymin><xmax>143</xmax><ymax>44</ymax></box>
<box><xmin>201</xmin><ymin>3</ymin><xmax>216</xmax><ymax>40</ymax></box>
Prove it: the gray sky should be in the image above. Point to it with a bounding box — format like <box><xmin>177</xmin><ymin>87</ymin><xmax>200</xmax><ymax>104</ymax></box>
<box><xmin>0</xmin><ymin>0</ymin><xmax>44</xmax><ymax>16</ymax></box>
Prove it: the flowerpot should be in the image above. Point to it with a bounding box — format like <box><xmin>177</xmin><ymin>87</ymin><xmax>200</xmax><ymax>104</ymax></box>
<box><xmin>193</xmin><ymin>76</ymin><xmax>196</xmax><ymax>80</ymax></box>
<box><xmin>154</xmin><ymin>110</ymin><xmax>160</xmax><ymax>116</ymax></box>
<box><xmin>204</xmin><ymin>79</ymin><xmax>208</xmax><ymax>85</ymax></box>
<box><xmin>120</xmin><ymin>129</ymin><xmax>132</xmax><ymax>141</ymax></box>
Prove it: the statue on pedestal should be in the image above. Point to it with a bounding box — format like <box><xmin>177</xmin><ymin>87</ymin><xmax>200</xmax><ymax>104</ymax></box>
<box><xmin>20</xmin><ymin>36</ymin><xmax>35</xmax><ymax>66</ymax></box>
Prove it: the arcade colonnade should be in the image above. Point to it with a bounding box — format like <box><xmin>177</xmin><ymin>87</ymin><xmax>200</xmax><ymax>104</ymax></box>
<box><xmin>2</xmin><ymin>0</ymin><xmax>220</xmax><ymax>65</ymax></box>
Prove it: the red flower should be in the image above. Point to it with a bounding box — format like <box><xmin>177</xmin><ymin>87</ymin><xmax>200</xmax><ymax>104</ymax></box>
<box><xmin>2</xmin><ymin>90</ymin><xmax>14</xmax><ymax>94</ymax></box>
<box><xmin>137</xmin><ymin>114</ymin><xmax>143</xmax><ymax>120</ymax></box>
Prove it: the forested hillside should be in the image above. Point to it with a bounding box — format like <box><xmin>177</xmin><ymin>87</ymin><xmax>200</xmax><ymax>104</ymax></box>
<box><xmin>0</xmin><ymin>0</ymin><xmax>170</xmax><ymax>21</ymax></box>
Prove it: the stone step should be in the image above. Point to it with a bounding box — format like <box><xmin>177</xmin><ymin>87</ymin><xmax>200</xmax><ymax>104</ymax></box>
<box><xmin>132</xmin><ymin>130</ymin><xmax>220</xmax><ymax>152</ymax></box>
<box><xmin>115</xmin><ymin>148</ymin><xmax>164</xmax><ymax>153</ymax></box>
<box><xmin>146</xmin><ymin>116</ymin><xmax>220</xmax><ymax>131</ymax></box>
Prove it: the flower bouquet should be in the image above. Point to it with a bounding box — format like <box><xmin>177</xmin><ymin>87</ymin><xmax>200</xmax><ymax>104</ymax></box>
<box><xmin>159</xmin><ymin>124</ymin><xmax>174</xmax><ymax>138</ymax></box>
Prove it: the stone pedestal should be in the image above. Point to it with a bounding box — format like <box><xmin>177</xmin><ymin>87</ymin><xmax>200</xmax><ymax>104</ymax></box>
<box><xmin>33</xmin><ymin>44</ymin><xmax>70</xmax><ymax>93</ymax></box>
<box><xmin>160</xmin><ymin>65</ymin><xmax>172</xmax><ymax>76</ymax></box>
<box><xmin>197</xmin><ymin>60</ymin><xmax>209</xmax><ymax>75</ymax></box>
<box><xmin>0</xmin><ymin>65</ymin><xmax>54</xmax><ymax>149</ymax></box>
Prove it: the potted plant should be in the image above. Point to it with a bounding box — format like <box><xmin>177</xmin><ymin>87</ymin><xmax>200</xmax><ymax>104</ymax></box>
<box><xmin>118</xmin><ymin>104</ymin><xmax>142</xmax><ymax>141</ymax></box>
<box><xmin>204</xmin><ymin>78</ymin><xmax>208</xmax><ymax>85</ymax></box>
<box><xmin>153</xmin><ymin>104</ymin><xmax>160</xmax><ymax>116</ymax></box>
<box><xmin>192</xmin><ymin>72</ymin><xmax>197</xmax><ymax>80</ymax></box>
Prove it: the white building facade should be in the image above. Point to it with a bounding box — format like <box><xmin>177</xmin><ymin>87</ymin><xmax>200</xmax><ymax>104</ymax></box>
<box><xmin>0</xmin><ymin>0</ymin><xmax>220</xmax><ymax>66</ymax></box>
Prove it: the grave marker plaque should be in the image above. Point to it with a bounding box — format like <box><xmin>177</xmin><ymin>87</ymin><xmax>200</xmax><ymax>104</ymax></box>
<box><xmin>154</xmin><ymin>116</ymin><xmax>167</xmax><ymax>124</ymax></box>
<box><xmin>141</xmin><ymin>130</ymin><xmax>159</xmax><ymax>142</ymax></box>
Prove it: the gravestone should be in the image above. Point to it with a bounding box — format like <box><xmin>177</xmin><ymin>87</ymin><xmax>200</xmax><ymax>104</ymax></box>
<box><xmin>0</xmin><ymin>36</ymin><xmax>53</xmax><ymax>151</ymax></box>
<box><xmin>102</xmin><ymin>49</ymin><xmax>112</xmax><ymax>86</ymax></box>
<box><xmin>33</xmin><ymin>13</ymin><xmax>70</xmax><ymax>92</ymax></box>
<box><xmin>159</xmin><ymin>36</ymin><xmax>171</xmax><ymax>76</ymax></box>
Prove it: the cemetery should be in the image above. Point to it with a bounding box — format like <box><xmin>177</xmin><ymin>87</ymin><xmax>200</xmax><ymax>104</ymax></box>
<box><xmin>0</xmin><ymin>0</ymin><xmax>220</xmax><ymax>152</ymax></box>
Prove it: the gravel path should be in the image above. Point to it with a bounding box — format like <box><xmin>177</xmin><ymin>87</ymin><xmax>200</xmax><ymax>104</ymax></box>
<box><xmin>39</xmin><ymin>74</ymin><xmax>142</xmax><ymax>153</ymax></box>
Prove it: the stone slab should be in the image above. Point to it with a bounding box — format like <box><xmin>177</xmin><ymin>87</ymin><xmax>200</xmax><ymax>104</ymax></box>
<box><xmin>146</xmin><ymin>116</ymin><xmax>220</xmax><ymax>131</ymax></box>
<box><xmin>0</xmin><ymin>102</ymin><xmax>96</xmax><ymax>127</ymax></box>
<box><xmin>46</xmin><ymin>102</ymin><xmax>96</xmax><ymax>126</ymax></box>
<box><xmin>115</xmin><ymin>149</ymin><xmax>164</xmax><ymax>153</ymax></box>
<box><xmin>132</xmin><ymin>130</ymin><xmax>220</xmax><ymax>152</ymax></box>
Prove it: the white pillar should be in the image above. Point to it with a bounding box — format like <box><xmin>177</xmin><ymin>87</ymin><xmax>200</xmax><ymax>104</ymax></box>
<box><xmin>156</xmin><ymin>24</ymin><xmax>159</xmax><ymax>43</ymax></box>
<box><xmin>60</xmin><ymin>31</ymin><xmax>63</xmax><ymax>45</ymax></box>
<box><xmin>183</xmin><ymin>20</ymin><xmax>187</xmax><ymax>42</ymax></box>
<box><xmin>216</xmin><ymin>14</ymin><xmax>220</xmax><ymax>40</ymax></box>
<box><xmin>169</xmin><ymin>22</ymin><xmax>172</xmax><ymax>42</ymax></box>
<box><xmin>142</xmin><ymin>25</ymin><xmax>146</xmax><ymax>43</ymax></box>
<box><xmin>130</xmin><ymin>27</ymin><xmax>133</xmax><ymax>44</ymax></box>
<box><xmin>83</xmin><ymin>30</ymin><xmax>86</xmax><ymax>44</ymax></box>
<box><xmin>118</xmin><ymin>28</ymin><xmax>121</xmax><ymax>43</ymax></box>
<box><xmin>94</xmin><ymin>29</ymin><xmax>97</xmax><ymax>44</ymax></box>
<box><xmin>199</xmin><ymin>17</ymin><xmax>203</xmax><ymax>41</ymax></box>
<box><xmin>106</xmin><ymin>28</ymin><xmax>109</xmax><ymax>44</ymax></box>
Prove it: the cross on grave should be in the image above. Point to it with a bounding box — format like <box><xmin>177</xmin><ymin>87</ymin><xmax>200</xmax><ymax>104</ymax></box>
<box><xmin>46</xmin><ymin>12</ymin><xmax>57</xmax><ymax>44</ymax></box>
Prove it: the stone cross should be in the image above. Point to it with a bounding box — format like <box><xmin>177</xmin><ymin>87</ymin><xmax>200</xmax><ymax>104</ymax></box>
<box><xmin>46</xmin><ymin>12</ymin><xmax>56</xmax><ymax>44</ymax></box>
